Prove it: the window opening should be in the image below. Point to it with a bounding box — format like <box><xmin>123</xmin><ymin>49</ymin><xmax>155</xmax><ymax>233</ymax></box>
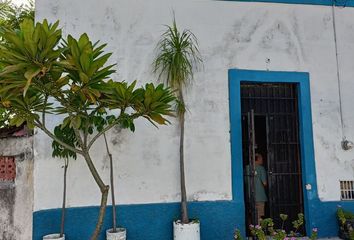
<box><xmin>340</xmin><ymin>180</ymin><xmax>354</xmax><ymax>200</ymax></box>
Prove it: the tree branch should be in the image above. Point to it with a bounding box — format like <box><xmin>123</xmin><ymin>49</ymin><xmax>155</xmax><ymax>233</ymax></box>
<box><xmin>83</xmin><ymin>123</ymin><xmax>88</xmax><ymax>148</ymax></box>
<box><xmin>68</xmin><ymin>112</ymin><xmax>85</xmax><ymax>149</ymax></box>
<box><xmin>34</xmin><ymin>121</ymin><xmax>83</xmax><ymax>155</ymax></box>
<box><xmin>87</xmin><ymin>120</ymin><xmax>118</xmax><ymax>151</ymax></box>
<box><xmin>42</xmin><ymin>94</ymin><xmax>48</xmax><ymax>128</ymax></box>
<box><xmin>87</xmin><ymin>110</ymin><xmax>142</xmax><ymax>151</ymax></box>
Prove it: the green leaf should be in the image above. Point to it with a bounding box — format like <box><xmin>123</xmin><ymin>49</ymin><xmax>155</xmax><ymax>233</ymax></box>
<box><xmin>32</xmin><ymin>23</ymin><xmax>41</xmax><ymax>43</ymax></box>
<box><xmin>23</xmin><ymin>67</ymin><xmax>41</xmax><ymax>96</ymax></box>
<box><xmin>79</xmin><ymin>71</ymin><xmax>89</xmax><ymax>84</ymax></box>
<box><xmin>9</xmin><ymin>116</ymin><xmax>25</xmax><ymax>127</ymax></box>
<box><xmin>50</xmin><ymin>21</ymin><xmax>60</xmax><ymax>33</ymax></box>
<box><xmin>61</xmin><ymin>117</ymin><xmax>71</xmax><ymax>129</ymax></box>
<box><xmin>68</xmin><ymin>35</ymin><xmax>81</xmax><ymax>62</ymax></box>
<box><xmin>80</xmin><ymin>52</ymin><xmax>90</xmax><ymax>73</ymax></box>
<box><xmin>70</xmin><ymin>116</ymin><xmax>81</xmax><ymax>129</ymax></box>
<box><xmin>0</xmin><ymin>63</ymin><xmax>27</xmax><ymax>77</ymax></box>
<box><xmin>4</xmin><ymin>32</ymin><xmax>26</xmax><ymax>54</ymax></box>
<box><xmin>78</xmin><ymin>33</ymin><xmax>90</xmax><ymax>51</ymax></box>
<box><xmin>149</xmin><ymin>113</ymin><xmax>168</xmax><ymax>125</ymax></box>
<box><xmin>129</xmin><ymin>122</ymin><xmax>135</xmax><ymax>132</ymax></box>
<box><xmin>27</xmin><ymin>121</ymin><xmax>35</xmax><ymax>129</ymax></box>
<box><xmin>24</xmin><ymin>39</ymin><xmax>37</xmax><ymax>57</ymax></box>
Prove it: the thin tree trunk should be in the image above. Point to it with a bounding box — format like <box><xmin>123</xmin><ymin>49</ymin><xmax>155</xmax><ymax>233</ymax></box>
<box><xmin>82</xmin><ymin>152</ymin><xmax>110</xmax><ymax>240</ymax></box>
<box><xmin>179</xmin><ymin>92</ymin><xmax>189</xmax><ymax>224</ymax></box>
<box><xmin>60</xmin><ymin>158</ymin><xmax>68</xmax><ymax>237</ymax></box>
<box><xmin>90</xmin><ymin>186</ymin><xmax>109</xmax><ymax>240</ymax></box>
<box><xmin>103</xmin><ymin>133</ymin><xmax>117</xmax><ymax>233</ymax></box>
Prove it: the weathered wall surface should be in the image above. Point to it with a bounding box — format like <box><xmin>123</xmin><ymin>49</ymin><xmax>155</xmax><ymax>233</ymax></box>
<box><xmin>0</xmin><ymin>136</ymin><xmax>34</xmax><ymax>240</ymax></box>
<box><xmin>34</xmin><ymin>0</ymin><xmax>354</xmax><ymax>211</ymax></box>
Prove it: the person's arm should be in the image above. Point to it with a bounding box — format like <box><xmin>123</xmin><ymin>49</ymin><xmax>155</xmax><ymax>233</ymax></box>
<box><xmin>261</xmin><ymin>166</ymin><xmax>267</xmax><ymax>187</ymax></box>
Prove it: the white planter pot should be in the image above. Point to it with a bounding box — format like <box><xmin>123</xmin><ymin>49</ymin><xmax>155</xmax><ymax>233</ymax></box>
<box><xmin>43</xmin><ymin>233</ymin><xmax>65</xmax><ymax>240</ymax></box>
<box><xmin>173</xmin><ymin>220</ymin><xmax>200</xmax><ymax>240</ymax></box>
<box><xmin>106</xmin><ymin>228</ymin><xmax>127</xmax><ymax>240</ymax></box>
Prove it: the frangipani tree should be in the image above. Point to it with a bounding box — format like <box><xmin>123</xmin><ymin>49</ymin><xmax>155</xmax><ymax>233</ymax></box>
<box><xmin>0</xmin><ymin>0</ymin><xmax>34</xmax><ymax>128</ymax></box>
<box><xmin>0</xmin><ymin>19</ymin><xmax>175</xmax><ymax>240</ymax></box>
<box><xmin>153</xmin><ymin>18</ymin><xmax>202</xmax><ymax>224</ymax></box>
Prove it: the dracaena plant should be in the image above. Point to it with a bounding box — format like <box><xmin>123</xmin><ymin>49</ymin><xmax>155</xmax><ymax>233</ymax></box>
<box><xmin>0</xmin><ymin>19</ymin><xmax>175</xmax><ymax>240</ymax></box>
<box><xmin>153</xmin><ymin>17</ymin><xmax>202</xmax><ymax>224</ymax></box>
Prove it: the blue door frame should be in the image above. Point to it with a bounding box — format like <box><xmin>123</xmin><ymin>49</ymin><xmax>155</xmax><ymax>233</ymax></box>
<box><xmin>228</xmin><ymin>69</ymin><xmax>318</xmax><ymax>234</ymax></box>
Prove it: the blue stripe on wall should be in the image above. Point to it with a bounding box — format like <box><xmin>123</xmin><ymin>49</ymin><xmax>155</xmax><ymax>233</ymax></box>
<box><xmin>220</xmin><ymin>0</ymin><xmax>354</xmax><ymax>7</ymax></box>
<box><xmin>311</xmin><ymin>200</ymin><xmax>354</xmax><ymax>236</ymax></box>
<box><xmin>33</xmin><ymin>199</ymin><xmax>354</xmax><ymax>240</ymax></box>
<box><xmin>33</xmin><ymin>200</ymin><xmax>244</xmax><ymax>240</ymax></box>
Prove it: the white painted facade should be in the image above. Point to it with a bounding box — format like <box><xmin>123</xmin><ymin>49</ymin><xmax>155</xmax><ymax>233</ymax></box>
<box><xmin>34</xmin><ymin>0</ymin><xmax>354</xmax><ymax>211</ymax></box>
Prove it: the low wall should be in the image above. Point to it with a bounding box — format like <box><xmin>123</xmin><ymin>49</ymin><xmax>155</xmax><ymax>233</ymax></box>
<box><xmin>0</xmin><ymin>136</ymin><xmax>34</xmax><ymax>240</ymax></box>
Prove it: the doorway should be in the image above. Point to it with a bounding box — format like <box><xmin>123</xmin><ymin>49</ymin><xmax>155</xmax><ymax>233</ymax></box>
<box><xmin>241</xmin><ymin>83</ymin><xmax>304</xmax><ymax>234</ymax></box>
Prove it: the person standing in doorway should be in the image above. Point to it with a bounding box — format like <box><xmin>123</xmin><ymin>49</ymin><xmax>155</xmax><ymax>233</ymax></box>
<box><xmin>254</xmin><ymin>153</ymin><xmax>267</xmax><ymax>222</ymax></box>
<box><xmin>246</xmin><ymin>153</ymin><xmax>268</xmax><ymax>224</ymax></box>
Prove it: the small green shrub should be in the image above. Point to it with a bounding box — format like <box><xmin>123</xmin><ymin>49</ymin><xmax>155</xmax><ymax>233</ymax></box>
<box><xmin>234</xmin><ymin>229</ymin><xmax>242</xmax><ymax>240</ymax></box>
<box><xmin>337</xmin><ymin>208</ymin><xmax>354</xmax><ymax>240</ymax></box>
<box><xmin>242</xmin><ymin>213</ymin><xmax>318</xmax><ymax>240</ymax></box>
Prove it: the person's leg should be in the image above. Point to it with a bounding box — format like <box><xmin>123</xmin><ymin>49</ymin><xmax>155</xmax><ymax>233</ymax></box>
<box><xmin>255</xmin><ymin>202</ymin><xmax>265</xmax><ymax>223</ymax></box>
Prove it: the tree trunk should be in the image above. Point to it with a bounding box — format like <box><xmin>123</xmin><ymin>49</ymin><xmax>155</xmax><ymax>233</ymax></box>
<box><xmin>104</xmin><ymin>133</ymin><xmax>117</xmax><ymax>232</ymax></box>
<box><xmin>179</xmin><ymin>92</ymin><xmax>189</xmax><ymax>224</ymax></box>
<box><xmin>90</xmin><ymin>186</ymin><xmax>109</xmax><ymax>240</ymax></box>
<box><xmin>82</xmin><ymin>152</ymin><xmax>110</xmax><ymax>240</ymax></box>
<box><xmin>60</xmin><ymin>159</ymin><xmax>68</xmax><ymax>237</ymax></box>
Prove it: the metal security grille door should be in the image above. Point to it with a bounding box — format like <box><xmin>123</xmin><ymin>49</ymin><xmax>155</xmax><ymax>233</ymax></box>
<box><xmin>241</xmin><ymin>83</ymin><xmax>304</xmax><ymax>232</ymax></box>
<box><xmin>246</xmin><ymin>110</ymin><xmax>257</xmax><ymax>226</ymax></box>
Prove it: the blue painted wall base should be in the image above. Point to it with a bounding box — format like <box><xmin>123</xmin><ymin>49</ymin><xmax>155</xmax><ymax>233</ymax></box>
<box><xmin>33</xmin><ymin>200</ymin><xmax>244</xmax><ymax>240</ymax></box>
<box><xmin>33</xmin><ymin>199</ymin><xmax>354</xmax><ymax>239</ymax></box>
<box><xmin>310</xmin><ymin>200</ymin><xmax>354</xmax><ymax>237</ymax></box>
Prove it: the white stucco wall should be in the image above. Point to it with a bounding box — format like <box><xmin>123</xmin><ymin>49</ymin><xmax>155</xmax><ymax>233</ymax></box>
<box><xmin>34</xmin><ymin>0</ymin><xmax>354</xmax><ymax>211</ymax></box>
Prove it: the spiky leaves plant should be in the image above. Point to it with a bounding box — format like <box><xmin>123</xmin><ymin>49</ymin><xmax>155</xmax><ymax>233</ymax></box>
<box><xmin>0</xmin><ymin>19</ymin><xmax>175</xmax><ymax>239</ymax></box>
<box><xmin>153</xmin><ymin>18</ymin><xmax>202</xmax><ymax>224</ymax></box>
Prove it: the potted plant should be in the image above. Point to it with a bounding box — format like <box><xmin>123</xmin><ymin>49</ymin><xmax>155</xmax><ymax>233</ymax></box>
<box><xmin>0</xmin><ymin>19</ymin><xmax>175</xmax><ymax>240</ymax></box>
<box><xmin>153</xmin><ymin>17</ymin><xmax>202</xmax><ymax>240</ymax></box>
<box><xmin>337</xmin><ymin>208</ymin><xmax>354</xmax><ymax>240</ymax></box>
<box><xmin>103</xmin><ymin>133</ymin><xmax>126</xmax><ymax>240</ymax></box>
